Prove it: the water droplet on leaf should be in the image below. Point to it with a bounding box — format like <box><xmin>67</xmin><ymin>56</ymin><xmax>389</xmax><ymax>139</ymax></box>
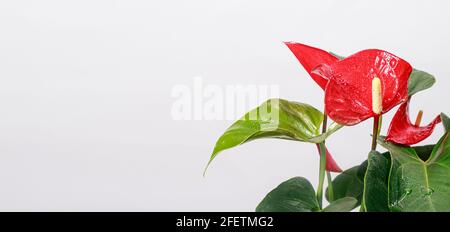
<box><xmin>421</xmin><ymin>187</ymin><xmax>434</xmax><ymax>197</ymax></box>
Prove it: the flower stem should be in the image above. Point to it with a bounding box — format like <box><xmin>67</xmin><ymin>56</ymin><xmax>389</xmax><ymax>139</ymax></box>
<box><xmin>371</xmin><ymin>115</ymin><xmax>380</xmax><ymax>151</ymax></box>
<box><xmin>316</xmin><ymin>142</ymin><xmax>327</xmax><ymax>209</ymax></box>
<box><xmin>316</xmin><ymin>113</ymin><xmax>332</xmax><ymax>208</ymax></box>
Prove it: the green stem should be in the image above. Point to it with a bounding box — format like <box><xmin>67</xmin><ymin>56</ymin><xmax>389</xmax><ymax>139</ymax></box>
<box><xmin>326</xmin><ymin>171</ymin><xmax>334</xmax><ymax>202</ymax></box>
<box><xmin>323</xmin><ymin>114</ymin><xmax>334</xmax><ymax>202</ymax></box>
<box><xmin>316</xmin><ymin>142</ymin><xmax>327</xmax><ymax>209</ymax></box>
<box><xmin>371</xmin><ymin>115</ymin><xmax>380</xmax><ymax>151</ymax></box>
<box><xmin>316</xmin><ymin>113</ymin><xmax>330</xmax><ymax>209</ymax></box>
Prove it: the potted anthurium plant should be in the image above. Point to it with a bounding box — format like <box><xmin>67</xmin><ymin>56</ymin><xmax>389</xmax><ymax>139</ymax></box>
<box><xmin>205</xmin><ymin>42</ymin><xmax>450</xmax><ymax>212</ymax></box>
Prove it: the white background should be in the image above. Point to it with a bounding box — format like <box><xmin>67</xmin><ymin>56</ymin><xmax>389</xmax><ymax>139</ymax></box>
<box><xmin>0</xmin><ymin>0</ymin><xmax>449</xmax><ymax>211</ymax></box>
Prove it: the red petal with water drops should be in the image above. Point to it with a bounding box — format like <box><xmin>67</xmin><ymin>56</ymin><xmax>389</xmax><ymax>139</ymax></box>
<box><xmin>386</xmin><ymin>101</ymin><xmax>441</xmax><ymax>145</ymax></box>
<box><xmin>315</xmin><ymin>144</ymin><xmax>342</xmax><ymax>172</ymax></box>
<box><xmin>284</xmin><ymin>42</ymin><xmax>339</xmax><ymax>90</ymax></box>
<box><xmin>314</xmin><ymin>49</ymin><xmax>412</xmax><ymax>125</ymax></box>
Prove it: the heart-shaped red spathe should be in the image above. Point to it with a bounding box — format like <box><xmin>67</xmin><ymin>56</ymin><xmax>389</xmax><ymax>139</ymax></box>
<box><xmin>284</xmin><ymin>42</ymin><xmax>339</xmax><ymax>90</ymax></box>
<box><xmin>285</xmin><ymin>42</ymin><xmax>342</xmax><ymax>172</ymax></box>
<box><xmin>315</xmin><ymin>144</ymin><xmax>342</xmax><ymax>172</ymax></box>
<box><xmin>386</xmin><ymin>100</ymin><xmax>441</xmax><ymax>145</ymax></box>
<box><xmin>313</xmin><ymin>49</ymin><xmax>413</xmax><ymax>125</ymax></box>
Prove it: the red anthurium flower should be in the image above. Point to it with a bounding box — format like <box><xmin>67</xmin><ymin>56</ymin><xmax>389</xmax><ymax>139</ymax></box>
<box><xmin>284</xmin><ymin>42</ymin><xmax>339</xmax><ymax>90</ymax></box>
<box><xmin>313</xmin><ymin>49</ymin><xmax>413</xmax><ymax>125</ymax></box>
<box><xmin>315</xmin><ymin>144</ymin><xmax>342</xmax><ymax>172</ymax></box>
<box><xmin>386</xmin><ymin>99</ymin><xmax>441</xmax><ymax>145</ymax></box>
<box><xmin>285</xmin><ymin>42</ymin><xmax>342</xmax><ymax>172</ymax></box>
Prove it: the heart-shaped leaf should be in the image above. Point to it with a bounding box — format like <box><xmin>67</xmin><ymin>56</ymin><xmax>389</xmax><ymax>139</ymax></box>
<box><xmin>408</xmin><ymin>69</ymin><xmax>436</xmax><ymax>96</ymax></box>
<box><xmin>322</xmin><ymin>197</ymin><xmax>358</xmax><ymax>212</ymax></box>
<box><xmin>326</xmin><ymin>161</ymin><xmax>366</xmax><ymax>205</ymax></box>
<box><xmin>205</xmin><ymin>98</ymin><xmax>342</xmax><ymax>174</ymax></box>
<box><xmin>362</xmin><ymin>151</ymin><xmax>390</xmax><ymax>212</ymax></box>
<box><xmin>378</xmin><ymin>134</ymin><xmax>450</xmax><ymax>212</ymax></box>
<box><xmin>256</xmin><ymin>177</ymin><xmax>320</xmax><ymax>212</ymax></box>
<box><xmin>328</xmin><ymin>145</ymin><xmax>435</xmax><ymax>212</ymax></box>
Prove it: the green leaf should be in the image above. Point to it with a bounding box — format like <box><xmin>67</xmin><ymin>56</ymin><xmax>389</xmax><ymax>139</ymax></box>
<box><xmin>325</xmin><ymin>162</ymin><xmax>366</xmax><ymax>205</ymax></box>
<box><xmin>256</xmin><ymin>177</ymin><xmax>320</xmax><ymax>212</ymax></box>
<box><xmin>408</xmin><ymin>69</ymin><xmax>436</xmax><ymax>96</ymax></box>
<box><xmin>322</xmin><ymin>197</ymin><xmax>358</xmax><ymax>212</ymax></box>
<box><xmin>362</xmin><ymin>151</ymin><xmax>390</xmax><ymax>212</ymax></box>
<box><xmin>427</xmin><ymin>133</ymin><xmax>450</xmax><ymax>164</ymax></box>
<box><xmin>441</xmin><ymin>113</ymin><xmax>450</xmax><ymax>132</ymax></box>
<box><xmin>378</xmin><ymin>135</ymin><xmax>450</xmax><ymax>212</ymax></box>
<box><xmin>377</xmin><ymin>136</ymin><xmax>417</xmax><ymax>158</ymax></box>
<box><xmin>308</xmin><ymin>122</ymin><xmax>344</xmax><ymax>144</ymax></box>
<box><xmin>205</xmin><ymin>98</ymin><xmax>341</xmax><ymax>174</ymax></box>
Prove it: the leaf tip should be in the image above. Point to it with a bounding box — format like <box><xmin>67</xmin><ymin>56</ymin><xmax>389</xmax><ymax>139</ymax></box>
<box><xmin>441</xmin><ymin>113</ymin><xmax>450</xmax><ymax>132</ymax></box>
<box><xmin>202</xmin><ymin>159</ymin><xmax>213</xmax><ymax>177</ymax></box>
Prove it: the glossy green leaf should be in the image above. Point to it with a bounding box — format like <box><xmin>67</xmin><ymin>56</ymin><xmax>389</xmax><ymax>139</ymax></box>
<box><xmin>308</xmin><ymin>122</ymin><xmax>344</xmax><ymax>144</ymax></box>
<box><xmin>427</xmin><ymin>133</ymin><xmax>450</xmax><ymax>164</ymax></box>
<box><xmin>441</xmin><ymin>113</ymin><xmax>450</xmax><ymax>132</ymax></box>
<box><xmin>328</xmin><ymin>144</ymin><xmax>438</xmax><ymax>212</ymax></box>
<box><xmin>322</xmin><ymin>197</ymin><xmax>358</xmax><ymax>212</ymax></box>
<box><xmin>205</xmin><ymin>98</ymin><xmax>341</xmax><ymax>174</ymax></box>
<box><xmin>378</xmin><ymin>135</ymin><xmax>450</xmax><ymax>212</ymax></box>
<box><xmin>408</xmin><ymin>69</ymin><xmax>436</xmax><ymax>96</ymax></box>
<box><xmin>256</xmin><ymin>177</ymin><xmax>320</xmax><ymax>212</ymax></box>
<box><xmin>325</xmin><ymin>162</ymin><xmax>366</xmax><ymax>205</ymax></box>
<box><xmin>362</xmin><ymin>151</ymin><xmax>390</xmax><ymax>212</ymax></box>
